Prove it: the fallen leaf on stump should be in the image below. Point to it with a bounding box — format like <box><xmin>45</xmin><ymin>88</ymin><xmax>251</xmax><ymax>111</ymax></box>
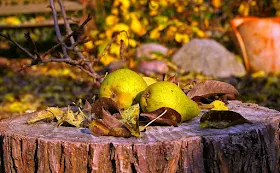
<box><xmin>92</xmin><ymin>97</ymin><xmax>120</xmax><ymax>119</ymax></box>
<box><xmin>27</xmin><ymin>107</ymin><xmax>63</xmax><ymax>124</ymax></box>
<box><xmin>82</xmin><ymin>100</ymin><xmax>92</xmax><ymax>115</ymax></box>
<box><xmin>56</xmin><ymin>106</ymin><xmax>86</xmax><ymax>127</ymax></box>
<box><xmin>120</xmin><ymin>104</ymin><xmax>140</xmax><ymax>137</ymax></box>
<box><xmin>140</xmin><ymin>107</ymin><xmax>181</xmax><ymax>126</ymax></box>
<box><xmin>89</xmin><ymin>108</ymin><xmax>131</xmax><ymax>137</ymax></box>
<box><xmin>200</xmin><ymin>110</ymin><xmax>250</xmax><ymax>129</ymax></box>
<box><xmin>187</xmin><ymin>80</ymin><xmax>239</xmax><ymax>103</ymax></box>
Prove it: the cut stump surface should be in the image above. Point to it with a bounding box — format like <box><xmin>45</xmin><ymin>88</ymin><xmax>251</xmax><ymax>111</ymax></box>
<box><xmin>1</xmin><ymin>101</ymin><xmax>280</xmax><ymax>173</ymax></box>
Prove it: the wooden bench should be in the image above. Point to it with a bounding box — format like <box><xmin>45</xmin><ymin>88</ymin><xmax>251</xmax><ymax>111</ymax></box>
<box><xmin>0</xmin><ymin>0</ymin><xmax>84</xmax><ymax>29</ymax></box>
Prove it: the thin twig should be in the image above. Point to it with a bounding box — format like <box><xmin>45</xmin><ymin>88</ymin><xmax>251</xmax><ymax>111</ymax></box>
<box><xmin>49</xmin><ymin>0</ymin><xmax>69</xmax><ymax>58</ymax></box>
<box><xmin>24</xmin><ymin>32</ymin><xmax>41</xmax><ymax>59</ymax></box>
<box><xmin>96</xmin><ymin>30</ymin><xmax>128</xmax><ymax>62</ymax></box>
<box><xmin>58</xmin><ymin>0</ymin><xmax>84</xmax><ymax>59</ymax></box>
<box><xmin>41</xmin><ymin>15</ymin><xmax>92</xmax><ymax>58</ymax></box>
<box><xmin>2</xmin><ymin>2</ymin><xmax>100</xmax><ymax>81</ymax></box>
<box><xmin>0</xmin><ymin>33</ymin><xmax>35</xmax><ymax>59</ymax></box>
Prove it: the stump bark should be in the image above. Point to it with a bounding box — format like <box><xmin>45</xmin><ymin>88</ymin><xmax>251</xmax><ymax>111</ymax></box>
<box><xmin>1</xmin><ymin>101</ymin><xmax>280</xmax><ymax>173</ymax></box>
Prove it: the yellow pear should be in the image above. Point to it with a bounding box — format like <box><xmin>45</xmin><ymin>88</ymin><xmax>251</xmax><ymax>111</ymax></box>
<box><xmin>142</xmin><ymin>77</ymin><xmax>157</xmax><ymax>86</ymax></box>
<box><xmin>99</xmin><ymin>68</ymin><xmax>147</xmax><ymax>109</ymax></box>
<box><xmin>140</xmin><ymin>81</ymin><xmax>200</xmax><ymax>122</ymax></box>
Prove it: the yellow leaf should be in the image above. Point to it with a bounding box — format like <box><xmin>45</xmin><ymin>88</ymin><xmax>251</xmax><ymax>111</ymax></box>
<box><xmin>27</xmin><ymin>107</ymin><xmax>63</xmax><ymax>124</ymax></box>
<box><xmin>139</xmin><ymin>0</ymin><xmax>147</xmax><ymax>5</ymax></box>
<box><xmin>175</xmin><ymin>33</ymin><xmax>190</xmax><ymax>43</ymax></box>
<box><xmin>120</xmin><ymin>104</ymin><xmax>140</xmax><ymax>137</ymax></box>
<box><xmin>165</xmin><ymin>26</ymin><xmax>177</xmax><ymax>40</ymax></box>
<box><xmin>210</xmin><ymin>100</ymin><xmax>228</xmax><ymax>111</ymax></box>
<box><xmin>130</xmin><ymin>15</ymin><xmax>146</xmax><ymax>36</ymax></box>
<box><xmin>100</xmin><ymin>55</ymin><xmax>116</xmax><ymax>65</ymax></box>
<box><xmin>89</xmin><ymin>30</ymin><xmax>99</xmax><ymax>38</ymax></box>
<box><xmin>191</xmin><ymin>21</ymin><xmax>199</xmax><ymax>26</ymax></box>
<box><xmin>120</xmin><ymin>0</ymin><xmax>130</xmax><ymax>9</ymax></box>
<box><xmin>149</xmin><ymin>1</ymin><xmax>159</xmax><ymax>10</ymax></box>
<box><xmin>251</xmin><ymin>71</ymin><xmax>266</xmax><ymax>78</ymax></box>
<box><xmin>212</xmin><ymin>0</ymin><xmax>222</xmax><ymax>8</ymax></box>
<box><xmin>129</xmin><ymin>39</ymin><xmax>137</xmax><ymax>47</ymax></box>
<box><xmin>176</xmin><ymin>6</ymin><xmax>184</xmax><ymax>13</ymax></box>
<box><xmin>204</xmin><ymin>18</ymin><xmax>209</xmax><ymax>28</ymax></box>
<box><xmin>116</xmin><ymin>31</ymin><xmax>129</xmax><ymax>46</ymax></box>
<box><xmin>238</xmin><ymin>3</ymin><xmax>250</xmax><ymax>16</ymax></box>
<box><xmin>111</xmin><ymin>8</ymin><xmax>118</xmax><ymax>15</ymax></box>
<box><xmin>106</xmin><ymin>23</ymin><xmax>129</xmax><ymax>39</ymax></box>
<box><xmin>192</xmin><ymin>27</ymin><xmax>205</xmax><ymax>37</ymax></box>
<box><xmin>105</xmin><ymin>15</ymin><xmax>118</xmax><ymax>26</ymax></box>
<box><xmin>110</xmin><ymin>43</ymin><xmax>120</xmax><ymax>56</ymax></box>
<box><xmin>160</xmin><ymin>1</ymin><xmax>168</xmax><ymax>6</ymax></box>
<box><xmin>150</xmin><ymin>28</ymin><xmax>161</xmax><ymax>40</ymax></box>
<box><xmin>113</xmin><ymin>23</ymin><xmax>129</xmax><ymax>32</ymax></box>
<box><xmin>5</xmin><ymin>16</ymin><xmax>21</xmax><ymax>25</ymax></box>
<box><xmin>84</xmin><ymin>40</ymin><xmax>94</xmax><ymax>50</ymax></box>
<box><xmin>194</xmin><ymin>0</ymin><xmax>204</xmax><ymax>4</ymax></box>
<box><xmin>57</xmin><ymin>107</ymin><xmax>85</xmax><ymax>127</ymax></box>
<box><xmin>149</xmin><ymin>9</ymin><xmax>158</xmax><ymax>16</ymax></box>
<box><xmin>197</xmin><ymin>30</ymin><xmax>205</xmax><ymax>37</ymax></box>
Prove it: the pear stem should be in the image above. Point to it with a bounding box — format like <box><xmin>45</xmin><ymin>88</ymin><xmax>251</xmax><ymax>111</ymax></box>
<box><xmin>141</xmin><ymin>109</ymin><xmax>168</xmax><ymax>131</ymax></box>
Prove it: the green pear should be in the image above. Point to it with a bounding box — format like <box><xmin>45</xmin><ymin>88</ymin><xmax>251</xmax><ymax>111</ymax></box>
<box><xmin>140</xmin><ymin>81</ymin><xmax>200</xmax><ymax>122</ymax></box>
<box><xmin>99</xmin><ymin>68</ymin><xmax>147</xmax><ymax>109</ymax></box>
<box><xmin>142</xmin><ymin>77</ymin><xmax>157</xmax><ymax>86</ymax></box>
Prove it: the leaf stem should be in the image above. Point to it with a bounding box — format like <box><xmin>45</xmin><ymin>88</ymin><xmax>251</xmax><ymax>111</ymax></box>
<box><xmin>141</xmin><ymin>109</ymin><xmax>167</xmax><ymax>131</ymax></box>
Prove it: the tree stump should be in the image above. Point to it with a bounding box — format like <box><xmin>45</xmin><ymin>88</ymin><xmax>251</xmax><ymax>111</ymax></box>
<box><xmin>1</xmin><ymin>101</ymin><xmax>280</xmax><ymax>173</ymax></box>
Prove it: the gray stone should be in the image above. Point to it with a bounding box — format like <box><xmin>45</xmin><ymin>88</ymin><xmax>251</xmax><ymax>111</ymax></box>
<box><xmin>136</xmin><ymin>43</ymin><xmax>168</xmax><ymax>58</ymax></box>
<box><xmin>172</xmin><ymin>39</ymin><xmax>246</xmax><ymax>78</ymax></box>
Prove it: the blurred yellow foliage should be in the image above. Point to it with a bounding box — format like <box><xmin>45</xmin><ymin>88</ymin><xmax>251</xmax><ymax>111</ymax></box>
<box><xmin>73</xmin><ymin>0</ymin><xmax>277</xmax><ymax>63</ymax></box>
<box><xmin>84</xmin><ymin>40</ymin><xmax>94</xmax><ymax>50</ymax></box>
<box><xmin>5</xmin><ymin>16</ymin><xmax>21</xmax><ymax>25</ymax></box>
<box><xmin>175</xmin><ymin>33</ymin><xmax>190</xmax><ymax>43</ymax></box>
<box><xmin>211</xmin><ymin>0</ymin><xmax>222</xmax><ymax>9</ymax></box>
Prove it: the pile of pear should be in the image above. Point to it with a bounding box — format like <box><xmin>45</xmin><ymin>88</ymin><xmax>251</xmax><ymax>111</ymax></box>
<box><xmin>99</xmin><ymin>68</ymin><xmax>200</xmax><ymax>122</ymax></box>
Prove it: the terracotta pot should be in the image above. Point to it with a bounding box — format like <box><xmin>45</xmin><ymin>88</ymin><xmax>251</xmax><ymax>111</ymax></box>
<box><xmin>231</xmin><ymin>17</ymin><xmax>280</xmax><ymax>73</ymax></box>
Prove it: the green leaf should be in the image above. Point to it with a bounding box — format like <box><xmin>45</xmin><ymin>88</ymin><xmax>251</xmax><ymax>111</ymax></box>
<box><xmin>200</xmin><ymin>110</ymin><xmax>250</xmax><ymax>129</ymax></box>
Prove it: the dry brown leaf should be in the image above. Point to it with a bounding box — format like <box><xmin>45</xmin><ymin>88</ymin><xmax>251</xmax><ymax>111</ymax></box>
<box><xmin>140</xmin><ymin>107</ymin><xmax>181</xmax><ymax>126</ymax></box>
<box><xmin>89</xmin><ymin>108</ymin><xmax>131</xmax><ymax>137</ymax></box>
<box><xmin>92</xmin><ymin>97</ymin><xmax>120</xmax><ymax>119</ymax></box>
<box><xmin>27</xmin><ymin>107</ymin><xmax>63</xmax><ymax>124</ymax></box>
<box><xmin>82</xmin><ymin>100</ymin><xmax>92</xmax><ymax>115</ymax></box>
<box><xmin>200</xmin><ymin>110</ymin><xmax>250</xmax><ymax>129</ymax></box>
<box><xmin>102</xmin><ymin>108</ymin><xmax>123</xmax><ymax>128</ymax></box>
<box><xmin>187</xmin><ymin>80</ymin><xmax>239</xmax><ymax>99</ymax></box>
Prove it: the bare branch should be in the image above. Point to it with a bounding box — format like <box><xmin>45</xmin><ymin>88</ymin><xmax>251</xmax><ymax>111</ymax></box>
<box><xmin>24</xmin><ymin>32</ymin><xmax>41</xmax><ymax>59</ymax></box>
<box><xmin>2</xmin><ymin>2</ymin><xmax>101</xmax><ymax>81</ymax></box>
<box><xmin>96</xmin><ymin>30</ymin><xmax>129</xmax><ymax>62</ymax></box>
<box><xmin>49</xmin><ymin>0</ymin><xmax>69</xmax><ymax>58</ymax></box>
<box><xmin>120</xmin><ymin>39</ymin><xmax>125</xmax><ymax>61</ymax></box>
<box><xmin>58</xmin><ymin>0</ymin><xmax>84</xmax><ymax>59</ymax></box>
<box><xmin>0</xmin><ymin>33</ymin><xmax>35</xmax><ymax>59</ymax></box>
<box><xmin>42</xmin><ymin>15</ymin><xmax>92</xmax><ymax>58</ymax></box>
